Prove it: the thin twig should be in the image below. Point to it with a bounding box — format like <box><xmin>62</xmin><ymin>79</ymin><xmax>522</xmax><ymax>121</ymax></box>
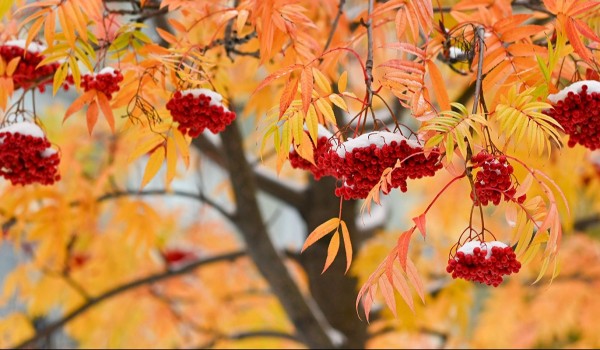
<box><xmin>365</xmin><ymin>0</ymin><xmax>375</xmax><ymax>105</ymax></box>
<box><xmin>323</xmin><ymin>0</ymin><xmax>346</xmax><ymax>53</ymax></box>
<box><xmin>12</xmin><ymin>251</ymin><xmax>246</xmax><ymax>350</ymax></box>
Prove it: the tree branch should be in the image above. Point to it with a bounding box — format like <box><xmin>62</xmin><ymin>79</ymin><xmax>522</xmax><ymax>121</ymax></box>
<box><xmin>323</xmin><ymin>0</ymin><xmax>346</xmax><ymax>53</ymax></box>
<box><xmin>12</xmin><ymin>251</ymin><xmax>246</xmax><ymax>349</ymax></box>
<box><xmin>219</xmin><ymin>117</ymin><xmax>336</xmax><ymax>348</ymax></box>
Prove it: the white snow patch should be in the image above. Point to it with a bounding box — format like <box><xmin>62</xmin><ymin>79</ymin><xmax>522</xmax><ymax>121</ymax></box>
<box><xmin>547</xmin><ymin>80</ymin><xmax>600</xmax><ymax>104</ymax></box>
<box><xmin>181</xmin><ymin>88</ymin><xmax>228</xmax><ymax>110</ymax></box>
<box><xmin>0</xmin><ymin>122</ymin><xmax>45</xmax><ymax>138</ymax></box>
<box><xmin>98</xmin><ymin>67</ymin><xmax>117</xmax><ymax>75</ymax></box>
<box><xmin>3</xmin><ymin>39</ymin><xmax>47</xmax><ymax>54</ymax></box>
<box><xmin>448</xmin><ymin>47</ymin><xmax>465</xmax><ymax>60</ymax></box>
<box><xmin>589</xmin><ymin>150</ymin><xmax>600</xmax><ymax>166</ymax></box>
<box><xmin>457</xmin><ymin>240</ymin><xmax>508</xmax><ymax>259</ymax></box>
<box><xmin>41</xmin><ymin>148</ymin><xmax>57</xmax><ymax>158</ymax></box>
<box><xmin>334</xmin><ymin>131</ymin><xmax>419</xmax><ymax>157</ymax></box>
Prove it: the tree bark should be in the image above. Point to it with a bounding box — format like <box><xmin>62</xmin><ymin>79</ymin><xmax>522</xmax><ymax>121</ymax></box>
<box><xmin>219</xmin><ymin>119</ymin><xmax>336</xmax><ymax>348</ymax></box>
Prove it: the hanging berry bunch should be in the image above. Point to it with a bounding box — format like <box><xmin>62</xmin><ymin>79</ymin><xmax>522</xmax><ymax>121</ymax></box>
<box><xmin>288</xmin><ymin>125</ymin><xmax>336</xmax><ymax>180</ymax></box>
<box><xmin>166</xmin><ymin>89</ymin><xmax>237</xmax><ymax>138</ymax></box>
<box><xmin>470</xmin><ymin>151</ymin><xmax>525</xmax><ymax>206</ymax></box>
<box><xmin>446</xmin><ymin>239</ymin><xmax>521</xmax><ymax>286</ymax></box>
<box><xmin>545</xmin><ymin>80</ymin><xmax>600</xmax><ymax>150</ymax></box>
<box><xmin>81</xmin><ymin>67</ymin><xmax>124</xmax><ymax>100</ymax></box>
<box><xmin>319</xmin><ymin>131</ymin><xmax>442</xmax><ymax>200</ymax></box>
<box><xmin>0</xmin><ymin>122</ymin><xmax>60</xmax><ymax>185</ymax></box>
<box><xmin>0</xmin><ymin>40</ymin><xmax>59</xmax><ymax>92</ymax></box>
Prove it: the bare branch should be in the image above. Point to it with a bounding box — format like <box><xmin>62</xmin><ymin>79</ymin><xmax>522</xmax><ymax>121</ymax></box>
<box><xmin>12</xmin><ymin>251</ymin><xmax>246</xmax><ymax>349</ymax></box>
<box><xmin>323</xmin><ymin>0</ymin><xmax>346</xmax><ymax>53</ymax></box>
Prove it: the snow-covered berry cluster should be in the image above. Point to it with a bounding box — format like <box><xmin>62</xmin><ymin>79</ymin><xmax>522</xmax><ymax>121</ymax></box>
<box><xmin>0</xmin><ymin>122</ymin><xmax>60</xmax><ymax>186</ymax></box>
<box><xmin>0</xmin><ymin>40</ymin><xmax>58</xmax><ymax>92</ymax></box>
<box><xmin>545</xmin><ymin>80</ymin><xmax>600</xmax><ymax>150</ymax></box>
<box><xmin>166</xmin><ymin>89</ymin><xmax>236</xmax><ymax>138</ymax></box>
<box><xmin>470</xmin><ymin>151</ymin><xmax>525</xmax><ymax>206</ymax></box>
<box><xmin>446</xmin><ymin>240</ymin><xmax>521</xmax><ymax>286</ymax></box>
<box><xmin>288</xmin><ymin>125</ymin><xmax>336</xmax><ymax>180</ymax></box>
<box><xmin>81</xmin><ymin>67</ymin><xmax>124</xmax><ymax>100</ymax></box>
<box><xmin>319</xmin><ymin>131</ymin><xmax>442</xmax><ymax>200</ymax></box>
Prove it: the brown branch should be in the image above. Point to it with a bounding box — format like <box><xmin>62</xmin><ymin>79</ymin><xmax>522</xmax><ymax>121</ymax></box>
<box><xmin>12</xmin><ymin>250</ymin><xmax>246</xmax><ymax>349</ymax></box>
<box><xmin>219</xmin><ymin>117</ymin><xmax>335</xmax><ymax>348</ymax></box>
<box><xmin>365</xmin><ymin>0</ymin><xmax>375</xmax><ymax>104</ymax></box>
<box><xmin>323</xmin><ymin>0</ymin><xmax>346</xmax><ymax>53</ymax></box>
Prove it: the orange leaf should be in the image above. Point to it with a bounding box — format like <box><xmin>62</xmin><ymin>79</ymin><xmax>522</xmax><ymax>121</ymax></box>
<box><xmin>378</xmin><ymin>275</ymin><xmax>397</xmax><ymax>317</ymax></box>
<box><xmin>141</xmin><ymin>146</ymin><xmax>165</xmax><ymax>188</ymax></box>
<box><xmin>86</xmin><ymin>99</ymin><xmax>99</xmax><ymax>135</ymax></box>
<box><xmin>165</xmin><ymin>136</ymin><xmax>177</xmax><ymax>184</ymax></box>
<box><xmin>279</xmin><ymin>76</ymin><xmax>299</xmax><ymax>119</ymax></box>
<box><xmin>300</xmin><ymin>66</ymin><xmax>313</xmax><ymax>114</ymax></box>
<box><xmin>253</xmin><ymin>64</ymin><xmax>302</xmax><ymax>95</ymax></box>
<box><xmin>322</xmin><ymin>232</ymin><xmax>340</xmax><ymax>273</ymax></box>
<box><xmin>64</xmin><ymin>90</ymin><xmax>95</xmax><ymax>121</ymax></box>
<box><xmin>302</xmin><ymin>218</ymin><xmax>340</xmax><ymax>252</ymax></box>
<box><xmin>397</xmin><ymin>227</ymin><xmax>415</xmax><ymax>269</ymax></box>
<box><xmin>96</xmin><ymin>92</ymin><xmax>115</xmax><ymax>132</ymax></box>
<box><xmin>405</xmin><ymin>258</ymin><xmax>425</xmax><ymax>302</ymax></box>
<box><xmin>392</xmin><ymin>265</ymin><xmax>414</xmax><ymax>311</ymax></box>
<box><xmin>426</xmin><ymin>60</ymin><xmax>450</xmax><ymax>111</ymax></box>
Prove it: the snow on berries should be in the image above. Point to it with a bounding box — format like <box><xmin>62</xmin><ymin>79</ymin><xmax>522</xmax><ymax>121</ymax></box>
<box><xmin>0</xmin><ymin>122</ymin><xmax>60</xmax><ymax>186</ymax></box>
<box><xmin>446</xmin><ymin>240</ymin><xmax>521</xmax><ymax>287</ymax></box>
<box><xmin>0</xmin><ymin>39</ymin><xmax>58</xmax><ymax>92</ymax></box>
<box><xmin>470</xmin><ymin>151</ymin><xmax>525</xmax><ymax>206</ymax></box>
<box><xmin>288</xmin><ymin>125</ymin><xmax>336</xmax><ymax>180</ymax></box>
<box><xmin>81</xmin><ymin>67</ymin><xmax>124</xmax><ymax>100</ymax></box>
<box><xmin>320</xmin><ymin>131</ymin><xmax>442</xmax><ymax>200</ymax></box>
<box><xmin>166</xmin><ymin>88</ymin><xmax>236</xmax><ymax>138</ymax></box>
<box><xmin>545</xmin><ymin>80</ymin><xmax>600</xmax><ymax>150</ymax></box>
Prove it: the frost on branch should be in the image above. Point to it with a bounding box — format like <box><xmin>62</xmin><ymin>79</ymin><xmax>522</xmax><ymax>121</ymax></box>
<box><xmin>0</xmin><ymin>122</ymin><xmax>60</xmax><ymax>186</ymax></box>
<box><xmin>470</xmin><ymin>151</ymin><xmax>525</xmax><ymax>206</ymax></box>
<box><xmin>446</xmin><ymin>240</ymin><xmax>521</xmax><ymax>287</ymax></box>
<box><xmin>545</xmin><ymin>80</ymin><xmax>600</xmax><ymax>149</ymax></box>
<box><xmin>0</xmin><ymin>39</ymin><xmax>58</xmax><ymax>92</ymax></box>
<box><xmin>319</xmin><ymin>131</ymin><xmax>442</xmax><ymax>200</ymax></box>
<box><xmin>166</xmin><ymin>89</ymin><xmax>237</xmax><ymax>138</ymax></box>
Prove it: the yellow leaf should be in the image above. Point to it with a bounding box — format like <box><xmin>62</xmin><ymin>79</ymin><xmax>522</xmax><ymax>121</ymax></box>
<box><xmin>340</xmin><ymin>220</ymin><xmax>352</xmax><ymax>273</ymax></box>
<box><xmin>312</xmin><ymin>67</ymin><xmax>332</xmax><ymax>95</ymax></box>
<box><xmin>302</xmin><ymin>218</ymin><xmax>340</xmax><ymax>252</ymax></box>
<box><xmin>141</xmin><ymin>146</ymin><xmax>165</xmax><ymax>188</ymax></box>
<box><xmin>316</xmin><ymin>98</ymin><xmax>335</xmax><ymax>124</ymax></box>
<box><xmin>322</xmin><ymin>231</ymin><xmax>340</xmax><ymax>273</ymax></box>
<box><xmin>6</xmin><ymin>57</ymin><xmax>21</xmax><ymax>76</ymax></box>
<box><xmin>172</xmin><ymin>128</ymin><xmax>190</xmax><ymax>168</ymax></box>
<box><xmin>236</xmin><ymin>9</ymin><xmax>249</xmax><ymax>33</ymax></box>
<box><xmin>129</xmin><ymin>134</ymin><xmax>165</xmax><ymax>161</ymax></box>
<box><xmin>305</xmin><ymin>108</ymin><xmax>318</xmax><ymax>145</ymax></box>
<box><xmin>329</xmin><ymin>94</ymin><xmax>348</xmax><ymax>112</ymax></box>
<box><xmin>166</xmin><ymin>136</ymin><xmax>177</xmax><ymax>184</ymax></box>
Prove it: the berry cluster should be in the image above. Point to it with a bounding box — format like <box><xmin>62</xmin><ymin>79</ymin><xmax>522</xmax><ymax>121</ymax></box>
<box><xmin>320</xmin><ymin>132</ymin><xmax>442</xmax><ymax>200</ymax></box>
<box><xmin>0</xmin><ymin>40</ymin><xmax>58</xmax><ymax>92</ymax></box>
<box><xmin>166</xmin><ymin>89</ymin><xmax>236</xmax><ymax>138</ymax></box>
<box><xmin>545</xmin><ymin>81</ymin><xmax>600</xmax><ymax>150</ymax></box>
<box><xmin>470</xmin><ymin>151</ymin><xmax>525</xmax><ymax>206</ymax></box>
<box><xmin>289</xmin><ymin>134</ymin><xmax>335</xmax><ymax>180</ymax></box>
<box><xmin>0</xmin><ymin>122</ymin><xmax>60</xmax><ymax>186</ymax></box>
<box><xmin>446</xmin><ymin>240</ymin><xmax>521</xmax><ymax>286</ymax></box>
<box><xmin>81</xmin><ymin>68</ymin><xmax>124</xmax><ymax>100</ymax></box>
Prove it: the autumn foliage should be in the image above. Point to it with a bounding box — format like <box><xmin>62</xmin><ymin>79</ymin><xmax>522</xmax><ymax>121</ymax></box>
<box><xmin>1</xmin><ymin>0</ymin><xmax>600</xmax><ymax>348</ymax></box>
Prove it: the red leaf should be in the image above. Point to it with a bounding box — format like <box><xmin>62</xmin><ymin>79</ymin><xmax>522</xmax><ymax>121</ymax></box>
<box><xmin>412</xmin><ymin>214</ymin><xmax>427</xmax><ymax>238</ymax></box>
<box><xmin>253</xmin><ymin>64</ymin><xmax>302</xmax><ymax>95</ymax></box>
<box><xmin>397</xmin><ymin>227</ymin><xmax>415</xmax><ymax>269</ymax></box>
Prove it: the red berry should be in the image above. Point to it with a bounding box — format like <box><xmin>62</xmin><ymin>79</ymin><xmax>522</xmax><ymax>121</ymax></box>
<box><xmin>0</xmin><ymin>40</ymin><xmax>58</xmax><ymax>91</ymax></box>
<box><xmin>446</xmin><ymin>240</ymin><xmax>521</xmax><ymax>286</ymax></box>
<box><xmin>166</xmin><ymin>89</ymin><xmax>236</xmax><ymax>138</ymax></box>
<box><xmin>81</xmin><ymin>68</ymin><xmax>123</xmax><ymax>100</ymax></box>
<box><xmin>470</xmin><ymin>151</ymin><xmax>524</xmax><ymax>206</ymax></box>
<box><xmin>546</xmin><ymin>81</ymin><xmax>600</xmax><ymax>150</ymax></box>
<box><xmin>0</xmin><ymin>122</ymin><xmax>61</xmax><ymax>186</ymax></box>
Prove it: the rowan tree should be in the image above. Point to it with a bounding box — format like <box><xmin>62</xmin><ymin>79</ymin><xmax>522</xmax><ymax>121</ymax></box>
<box><xmin>1</xmin><ymin>0</ymin><xmax>600</xmax><ymax>348</ymax></box>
